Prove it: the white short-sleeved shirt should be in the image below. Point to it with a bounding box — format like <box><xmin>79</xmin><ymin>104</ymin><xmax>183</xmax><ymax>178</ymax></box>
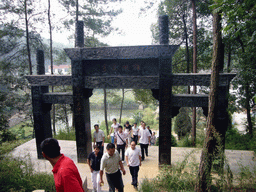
<box><xmin>125</xmin><ymin>147</ymin><xmax>141</xmax><ymax>167</ymax></box>
<box><xmin>100</xmin><ymin>150</ymin><xmax>121</xmax><ymax>174</ymax></box>
<box><xmin>138</xmin><ymin>128</ymin><xmax>151</xmax><ymax>144</ymax></box>
<box><xmin>115</xmin><ymin>131</ymin><xmax>128</xmax><ymax>145</ymax></box>
<box><xmin>132</xmin><ymin>126</ymin><xmax>139</xmax><ymax>136</ymax></box>
<box><xmin>93</xmin><ymin>129</ymin><xmax>105</xmax><ymax>142</ymax></box>
<box><xmin>111</xmin><ymin>123</ymin><xmax>120</xmax><ymax>133</ymax></box>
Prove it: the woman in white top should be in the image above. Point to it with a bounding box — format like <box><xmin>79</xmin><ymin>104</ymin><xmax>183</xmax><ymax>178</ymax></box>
<box><xmin>131</xmin><ymin>123</ymin><xmax>139</xmax><ymax>144</ymax></box>
<box><xmin>109</xmin><ymin>118</ymin><xmax>119</xmax><ymax>143</ymax></box>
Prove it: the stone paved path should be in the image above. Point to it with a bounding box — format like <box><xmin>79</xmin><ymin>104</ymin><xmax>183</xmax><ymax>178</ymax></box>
<box><xmin>10</xmin><ymin>139</ymin><xmax>255</xmax><ymax>191</ymax></box>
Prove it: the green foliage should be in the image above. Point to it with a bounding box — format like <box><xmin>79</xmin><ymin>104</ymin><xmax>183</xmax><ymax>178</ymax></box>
<box><xmin>133</xmin><ymin>89</ymin><xmax>158</xmax><ymax>106</ymax></box>
<box><xmin>177</xmin><ymin>135</ymin><xmax>193</xmax><ymax>147</ymax></box>
<box><xmin>90</xmin><ymin>89</ymin><xmax>139</xmax><ymax>109</ymax></box>
<box><xmin>155</xmin><ymin>134</ymin><xmax>177</xmax><ymax>147</ymax></box>
<box><xmin>9</xmin><ymin>121</ymin><xmax>33</xmax><ymax>140</ymax></box>
<box><xmin>0</xmin><ymin>139</ymin><xmax>30</xmax><ymax>157</ymax></box>
<box><xmin>237</xmin><ymin>162</ymin><xmax>256</xmax><ymax>189</ymax></box>
<box><xmin>54</xmin><ymin>129</ymin><xmax>76</xmax><ymax>141</ymax></box>
<box><xmin>61</xmin><ymin>0</ymin><xmax>122</xmax><ymax>44</ymax></box>
<box><xmin>139</xmin><ymin>150</ymin><xmax>256</xmax><ymax>191</ymax></box>
<box><xmin>139</xmin><ymin>152</ymin><xmax>198</xmax><ymax>191</ymax></box>
<box><xmin>174</xmin><ymin>108</ymin><xmax>192</xmax><ymax>140</ymax></box>
<box><xmin>138</xmin><ymin>178</ymin><xmax>157</xmax><ymax>192</ymax></box>
<box><xmin>225</xmin><ymin>128</ymin><xmax>256</xmax><ymax>153</ymax></box>
<box><xmin>0</xmin><ymin>155</ymin><xmax>55</xmax><ymax>192</ymax></box>
<box><xmin>132</xmin><ymin>110</ymin><xmax>143</xmax><ymax>124</ymax></box>
<box><xmin>142</xmin><ymin>107</ymin><xmax>157</xmax><ymax>128</ymax></box>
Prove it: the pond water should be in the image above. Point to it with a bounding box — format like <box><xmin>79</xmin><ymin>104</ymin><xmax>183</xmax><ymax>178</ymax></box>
<box><xmin>55</xmin><ymin>108</ymin><xmax>136</xmax><ymax>132</ymax></box>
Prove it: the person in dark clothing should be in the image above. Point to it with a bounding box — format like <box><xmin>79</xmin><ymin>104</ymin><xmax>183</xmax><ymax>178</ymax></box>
<box><xmin>147</xmin><ymin>125</ymin><xmax>152</xmax><ymax>135</ymax></box>
<box><xmin>87</xmin><ymin>145</ymin><xmax>103</xmax><ymax>192</ymax></box>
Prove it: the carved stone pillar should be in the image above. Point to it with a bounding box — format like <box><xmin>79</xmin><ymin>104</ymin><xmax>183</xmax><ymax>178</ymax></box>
<box><xmin>158</xmin><ymin>15</ymin><xmax>173</xmax><ymax>165</ymax></box>
<box><xmin>32</xmin><ymin>50</ymin><xmax>52</xmax><ymax>159</ymax></box>
<box><xmin>73</xmin><ymin>21</ymin><xmax>92</xmax><ymax>163</ymax></box>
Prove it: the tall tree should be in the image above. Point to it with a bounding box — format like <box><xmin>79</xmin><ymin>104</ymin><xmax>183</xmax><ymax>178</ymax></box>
<box><xmin>24</xmin><ymin>0</ymin><xmax>32</xmax><ymax>75</ymax></box>
<box><xmin>219</xmin><ymin>0</ymin><xmax>256</xmax><ymax>137</ymax></box>
<box><xmin>47</xmin><ymin>0</ymin><xmax>57</xmax><ymax>136</ymax></box>
<box><xmin>196</xmin><ymin>5</ymin><xmax>222</xmax><ymax>191</ymax></box>
<box><xmin>60</xmin><ymin>0</ymin><xmax>122</xmax><ymax>43</ymax></box>
<box><xmin>191</xmin><ymin>0</ymin><xmax>197</xmax><ymax>147</ymax></box>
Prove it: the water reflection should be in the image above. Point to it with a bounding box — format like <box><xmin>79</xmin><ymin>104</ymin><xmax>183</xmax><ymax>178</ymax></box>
<box><xmin>55</xmin><ymin>109</ymin><xmax>135</xmax><ymax>132</ymax></box>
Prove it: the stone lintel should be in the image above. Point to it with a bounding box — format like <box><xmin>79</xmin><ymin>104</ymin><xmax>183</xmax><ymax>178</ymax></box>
<box><xmin>26</xmin><ymin>75</ymin><xmax>72</xmax><ymax>86</ymax></box>
<box><xmin>172</xmin><ymin>94</ymin><xmax>209</xmax><ymax>107</ymax></box>
<box><xmin>65</xmin><ymin>45</ymin><xmax>179</xmax><ymax>60</ymax></box>
<box><xmin>42</xmin><ymin>92</ymin><xmax>73</xmax><ymax>104</ymax></box>
<box><xmin>25</xmin><ymin>73</ymin><xmax>236</xmax><ymax>87</ymax></box>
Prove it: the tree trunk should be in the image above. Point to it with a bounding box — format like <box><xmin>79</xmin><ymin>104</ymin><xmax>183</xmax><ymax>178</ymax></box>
<box><xmin>191</xmin><ymin>0</ymin><xmax>197</xmax><ymax>147</ymax></box>
<box><xmin>119</xmin><ymin>88</ymin><xmax>125</xmax><ymax>124</ymax></box>
<box><xmin>104</xmin><ymin>89</ymin><xmax>109</xmax><ymax>135</ymax></box>
<box><xmin>76</xmin><ymin>0</ymin><xmax>79</xmax><ymax>22</ymax></box>
<box><xmin>245</xmin><ymin>82</ymin><xmax>253</xmax><ymax>136</ymax></box>
<box><xmin>48</xmin><ymin>0</ymin><xmax>56</xmax><ymax>136</ymax></box>
<box><xmin>25</xmin><ymin>0</ymin><xmax>32</xmax><ymax>75</ymax></box>
<box><xmin>63</xmin><ymin>104</ymin><xmax>69</xmax><ymax>132</ymax></box>
<box><xmin>196</xmin><ymin>10</ymin><xmax>222</xmax><ymax>192</ymax></box>
<box><xmin>182</xmin><ymin>14</ymin><xmax>190</xmax><ymax>94</ymax></box>
<box><xmin>227</xmin><ymin>42</ymin><xmax>231</xmax><ymax>73</ymax></box>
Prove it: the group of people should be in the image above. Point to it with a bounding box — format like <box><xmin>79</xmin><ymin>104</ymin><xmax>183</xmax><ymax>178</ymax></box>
<box><xmin>40</xmin><ymin>118</ymin><xmax>157</xmax><ymax>192</ymax></box>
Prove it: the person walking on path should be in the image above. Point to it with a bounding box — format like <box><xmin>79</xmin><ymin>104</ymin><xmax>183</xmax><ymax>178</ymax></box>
<box><xmin>100</xmin><ymin>143</ymin><xmax>126</xmax><ymax>192</ymax></box>
<box><xmin>93</xmin><ymin>124</ymin><xmax>105</xmax><ymax>154</ymax></box>
<box><xmin>147</xmin><ymin>125</ymin><xmax>152</xmax><ymax>136</ymax></box>
<box><xmin>138</xmin><ymin>122</ymin><xmax>151</xmax><ymax>160</ymax></box>
<box><xmin>151</xmin><ymin>132</ymin><xmax>156</xmax><ymax>146</ymax></box>
<box><xmin>87</xmin><ymin>145</ymin><xmax>103</xmax><ymax>192</ymax></box>
<box><xmin>125</xmin><ymin>141</ymin><xmax>142</xmax><ymax>190</ymax></box>
<box><xmin>131</xmin><ymin>122</ymin><xmax>139</xmax><ymax>144</ymax></box>
<box><xmin>109</xmin><ymin>118</ymin><xmax>119</xmax><ymax>143</ymax></box>
<box><xmin>115</xmin><ymin>125</ymin><xmax>128</xmax><ymax>163</ymax></box>
<box><xmin>124</xmin><ymin>121</ymin><xmax>132</xmax><ymax>144</ymax></box>
<box><xmin>40</xmin><ymin>138</ymin><xmax>84</xmax><ymax>192</ymax></box>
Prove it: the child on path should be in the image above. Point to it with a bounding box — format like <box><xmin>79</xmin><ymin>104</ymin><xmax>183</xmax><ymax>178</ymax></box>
<box><xmin>87</xmin><ymin>145</ymin><xmax>103</xmax><ymax>192</ymax></box>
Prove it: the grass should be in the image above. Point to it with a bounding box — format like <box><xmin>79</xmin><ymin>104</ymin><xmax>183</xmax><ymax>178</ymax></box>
<box><xmin>9</xmin><ymin>121</ymin><xmax>33</xmax><ymax>139</ymax></box>
<box><xmin>0</xmin><ymin>139</ymin><xmax>30</xmax><ymax>157</ymax></box>
<box><xmin>139</xmin><ymin>151</ymin><xmax>256</xmax><ymax>192</ymax></box>
<box><xmin>0</xmin><ymin>155</ymin><xmax>55</xmax><ymax>192</ymax></box>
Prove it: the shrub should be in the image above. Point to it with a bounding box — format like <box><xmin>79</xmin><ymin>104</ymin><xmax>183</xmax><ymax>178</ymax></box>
<box><xmin>178</xmin><ymin>135</ymin><xmax>193</xmax><ymax>147</ymax></box>
<box><xmin>173</xmin><ymin>107</ymin><xmax>192</xmax><ymax>140</ymax></box>
<box><xmin>0</xmin><ymin>139</ymin><xmax>30</xmax><ymax>157</ymax></box>
<box><xmin>225</xmin><ymin>128</ymin><xmax>256</xmax><ymax>153</ymax></box>
<box><xmin>155</xmin><ymin>134</ymin><xmax>177</xmax><ymax>147</ymax></box>
<box><xmin>0</xmin><ymin>155</ymin><xmax>55</xmax><ymax>192</ymax></box>
<box><xmin>54</xmin><ymin>129</ymin><xmax>76</xmax><ymax>140</ymax></box>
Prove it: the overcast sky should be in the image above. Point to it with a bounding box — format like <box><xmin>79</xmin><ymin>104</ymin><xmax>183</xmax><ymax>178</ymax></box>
<box><xmin>42</xmin><ymin>0</ymin><xmax>161</xmax><ymax>47</ymax></box>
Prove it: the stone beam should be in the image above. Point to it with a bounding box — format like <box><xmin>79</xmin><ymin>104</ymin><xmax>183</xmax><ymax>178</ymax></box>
<box><xmin>172</xmin><ymin>94</ymin><xmax>209</xmax><ymax>107</ymax></box>
<box><xmin>65</xmin><ymin>45</ymin><xmax>179</xmax><ymax>60</ymax></box>
<box><xmin>172</xmin><ymin>73</ymin><xmax>236</xmax><ymax>86</ymax></box>
<box><xmin>26</xmin><ymin>75</ymin><xmax>72</xmax><ymax>86</ymax></box>
<box><xmin>84</xmin><ymin>76</ymin><xmax>159</xmax><ymax>89</ymax></box>
<box><xmin>42</xmin><ymin>92</ymin><xmax>73</xmax><ymax>104</ymax></box>
<box><xmin>25</xmin><ymin>73</ymin><xmax>235</xmax><ymax>87</ymax></box>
